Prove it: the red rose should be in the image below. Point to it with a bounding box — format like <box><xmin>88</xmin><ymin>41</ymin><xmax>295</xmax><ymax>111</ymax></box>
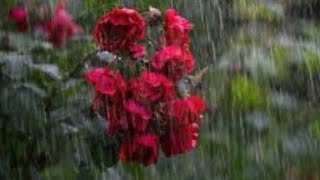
<box><xmin>130</xmin><ymin>71</ymin><xmax>176</xmax><ymax>102</ymax></box>
<box><xmin>164</xmin><ymin>9</ymin><xmax>193</xmax><ymax>48</ymax></box>
<box><xmin>107</xmin><ymin>105</ymin><xmax>130</xmax><ymax>136</ymax></box>
<box><xmin>185</xmin><ymin>95</ymin><xmax>208</xmax><ymax>120</ymax></box>
<box><xmin>124</xmin><ymin>100</ymin><xmax>152</xmax><ymax>132</ymax></box>
<box><xmin>166</xmin><ymin>95</ymin><xmax>207</xmax><ymax>126</ymax></box>
<box><xmin>42</xmin><ymin>3</ymin><xmax>82</xmax><ymax>47</ymax></box>
<box><xmin>161</xmin><ymin>123</ymin><xmax>199</xmax><ymax>156</ymax></box>
<box><xmin>106</xmin><ymin>100</ymin><xmax>152</xmax><ymax>136</ymax></box>
<box><xmin>85</xmin><ymin>67</ymin><xmax>126</xmax><ymax>103</ymax></box>
<box><xmin>93</xmin><ymin>8</ymin><xmax>146</xmax><ymax>55</ymax></box>
<box><xmin>8</xmin><ymin>6</ymin><xmax>28</xmax><ymax>32</ymax></box>
<box><xmin>151</xmin><ymin>46</ymin><xmax>195</xmax><ymax>81</ymax></box>
<box><xmin>129</xmin><ymin>44</ymin><xmax>146</xmax><ymax>59</ymax></box>
<box><xmin>119</xmin><ymin>134</ymin><xmax>159</xmax><ymax>166</ymax></box>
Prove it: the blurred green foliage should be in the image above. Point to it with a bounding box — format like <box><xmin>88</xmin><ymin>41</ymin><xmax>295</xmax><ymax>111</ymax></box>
<box><xmin>230</xmin><ymin>75</ymin><xmax>266</xmax><ymax>111</ymax></box>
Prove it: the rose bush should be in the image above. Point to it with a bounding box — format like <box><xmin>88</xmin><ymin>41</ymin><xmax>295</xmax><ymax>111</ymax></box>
<box><xmin>6</xmin><ymin>2</ymin><xmax>208</xmax><ymax>167</ymax></box>
<box><xmin>86</xmin><ymin>7</ymin><xmax>207</xmax><ymax>166</ymax></box>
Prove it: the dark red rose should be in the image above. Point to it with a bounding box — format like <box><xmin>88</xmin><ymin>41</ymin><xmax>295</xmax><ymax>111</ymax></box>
<box><xmin>161</xmin><ymin>123</ymin><xmax>199</xmax><ymax>156</ymax></box>
<box><xmin>107</xmin><ymin>105</ymin><xmax>130</xmax><ymax>136</ymax></box>
<box><xmin>8</xmin><ymin>6</ymin><xmax>28</xmax><ymax>32</ymax></box>
<box><xmin>166</xmin><ymin>95</ymin><xmax>208</xmax><ymax>126</ymax></box>
<box><xmin>41</xmin><ymin>3</ymin><xmax>82</xmax><ymax>47</ymax></box>
<box><xmin>106</xmin><ymin>100</ymin><xmax>151</xmax><ymax>136</ymax></box>
<box><xmin>151</xmin><ymin>46</ymin><xmax>195</xmax><ymax>81</ymax></box>
<box><xmin>85</xmin><ymin>67</ymin><xmax>126</xmax><ymax>103</ymax></box>
<box><xmin>130</xmin><ymin>71</ymin><xmax>176</xmax><ymax>102</ymax></box>
<box><xmin>119</xmin><ymin>134</ymin><xmax>159</xmax><ymax>166</ymax></box>
<box><xmin>164</xmin><ymin>9</ymin><xmax>193</xmax><ymax>48</ymax></box>
<box><xmin>185</xmin><ymin>95</ymin><xmax>208</xmax><ymax>120</ymax></box>
<box><xmin>124</xmin><ymin>100</ymin><xmax>152</xmax><ymax>132</ymax></box>
<box><xmin>129</xmin><ymin>44</ymin><xmax>146</xmax><ymax>59</ymax></box>
<box><xmin>93</xmin><ymin>8</ymin><xmax>146</xmax><ymax>54</ymax></box>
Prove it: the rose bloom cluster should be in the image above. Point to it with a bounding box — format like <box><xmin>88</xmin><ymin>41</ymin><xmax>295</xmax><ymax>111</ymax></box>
<box><xmin>8</xmin><ymin>2</ymin><xmax>81</xmax><ymax>47</ymax></box>
<box><xmin>86</xmin><ymin>8</ymin><xmax>208</xmax><ymax>166</ymax></box>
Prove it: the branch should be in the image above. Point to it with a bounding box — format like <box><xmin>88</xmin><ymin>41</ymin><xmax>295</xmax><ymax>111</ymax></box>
<box><xmin>147</xmin><ymin>38</ymin><xmax>160</xmax><ymax>51</ymax></box>
<box><xmin>63</xmin><ymin>50</ymin><xmax>98</xmax><ymax>81</ymax></box>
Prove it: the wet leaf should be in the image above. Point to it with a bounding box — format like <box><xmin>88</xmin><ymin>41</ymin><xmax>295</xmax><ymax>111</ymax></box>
<box><xmin>268</xmin><ymin>92</ymin><xmax>299</xmax><ymax>110</ymax></box>
<box><xmin>30</xmin><ymin>64</ymin><xmax>62</xmax><ymax>80</ymax></box>
<box><xmin>0</xmin><ymin>83</ymin><xmax>47</xmax><ymax>132</ymax></box>
<box><xmin>229</xmin><ymin>76</ymin><xmax>266</xmax><ymax>111</ymax></box>
<box><xmin>87</xmin><ymin>133</ymin><xmax>120</xmax><ymax>169</ymax></box>
<box><xmin>245</xmin><ymin>111</ymin><xmax>271</xmax><ymax>132</ymax></box>
<box><xmin>122</xmin><ymin>163</ymin><xmax>145</xmax><ymax>180</ymax></box>
<box><xmin>0</xmin><ymin>54</ymin><xmax>32</xmax><ymax>80</ymax></box>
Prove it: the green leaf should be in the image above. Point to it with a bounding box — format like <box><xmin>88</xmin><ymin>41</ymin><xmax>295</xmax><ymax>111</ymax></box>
<box><xmin>268</xmin><ymin>92</ymin><xmax>299</xmax><ymax>110</ymax></box>
<box><xmin>121</xmin><ymin>162</ymin><xmax>145</xmax><ymax>180</ymax></box>
<box><xmin>30</xmin><ymin>64</ymin><xmax>62</xmax><ymax>80</ymax></box>
<box><xmin>0</xmin><ymin>31</ymin><xmax>49</xmax><ymax>52</ymax></box>
<box><xmin>229</xmin><ymin>76</ymin><xmax>266</xmax><ymax>111</ymax></box>
<box><xmin>244</xmin><ymin>111</ymin><xmax>271</xmax><ymax>132</ymax></box>
<box><xmin>42</xmin><ymin>162</ymin><xmax>78</xmax><ymax>180</ymax></box>
<box><xmin>0</xmin><ymin>83</ymin><xmax>47</xmax><ymax>132</ymax></box>
<box><xmin>0</xmin><ymin>54</ymin><xmax>32</xmax><ymax>80</ymax></box>
<box><xmin>87</xmin><ymin>133</ymin><xmax>120</xmax><ymax>169</ymax></box>
<box><xmin>304</xmin><ymin>50</ymin><xmax>320</xmax><ymax>74</ymax></box>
